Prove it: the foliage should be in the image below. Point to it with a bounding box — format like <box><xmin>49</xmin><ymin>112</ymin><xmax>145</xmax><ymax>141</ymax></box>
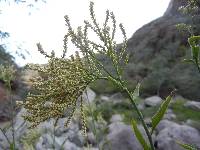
<box><xmin>132</xmin><ymin>119</ymin><xmax>150</xmax><ymax>150</ymax></box>
<box><xmin>90</xmin><ymin>79</ymin><xmax>120</xmax><ymax>94</ymax></box>
<box><xmin>0</xmin><ymin>45</ymin><xmax>15</xmax><ymax>66</ymax></box>
<box><xmin>176</xmin><ymin>141</ymin><xmax>198</xmax><ymax>150</ymax></box>
<box><xmin>22</xmin><ymin>1</ymin><xmax>128</xmax><ymax>132</ymax></box>
<box><xmin>171</xmin><ymin>99</ymin><xmax>200</xmax><ymax>122</ymax></box>
<box><xmin>18</xmin><ymin>1</ymin><xmax>200</xmax><ymax>150</ymax></box>
<box><xmin>150</xmin><ymin>91</ymin><xmax>174</xmax><ymax>134</ymax></box>
<box><xmin>20</xmin><ymin>129</ymin><xmax>41</xmax><ymax>150</ymax></box>
<box><xmin>175</xmin><ymin>0</ymin><xmax>200</xmax><ymax>149</ymax></box>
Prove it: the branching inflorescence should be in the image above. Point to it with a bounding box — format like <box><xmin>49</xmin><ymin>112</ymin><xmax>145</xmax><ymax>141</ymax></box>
<box><xmin>18</xmin><ymin>1</ymin><xmax>185</xmax><ymax>150</ymax></box>
<box><xmin>22</xmin><ymin>1</ymin><xmax>128</xmax><ymax>134</ymax></box>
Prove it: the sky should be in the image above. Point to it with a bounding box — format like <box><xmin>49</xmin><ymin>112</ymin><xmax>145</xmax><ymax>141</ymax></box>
<box><xmin>0</xmin><ymin>0</ymin><xmax>171</xmax><ymax>66</ymax></box>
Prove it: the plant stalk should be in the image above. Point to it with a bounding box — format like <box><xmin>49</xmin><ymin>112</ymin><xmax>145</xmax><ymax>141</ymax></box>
<box><xmin>123</xmin><ymin>87</ymin><xmax>155</xmax><ymax>150</ymax></box>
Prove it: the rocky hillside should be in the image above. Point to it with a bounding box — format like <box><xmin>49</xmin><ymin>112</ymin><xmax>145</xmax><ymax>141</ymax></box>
<box><xmin>125</xmin><ymin>0</ymin><xmax>200</xmax><ymax>100</ymax></box>
<box><xmin>92</xmin><ymin>0</ymin><xmax>200</xmax><ymax>101</ymax></box>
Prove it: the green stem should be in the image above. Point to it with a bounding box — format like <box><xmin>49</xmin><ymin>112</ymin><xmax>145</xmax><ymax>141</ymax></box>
<box><xmin>103</xmin><ymin>76</ymin><xmax>155</xmax><ymax>150</ymax></box>
<box><xmin>123</xmin><ymin>87</ymin><xmax>155</xmax><ymax>150</ymax></box>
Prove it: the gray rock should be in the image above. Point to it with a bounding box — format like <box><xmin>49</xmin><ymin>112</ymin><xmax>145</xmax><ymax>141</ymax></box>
<box><xmin>138</xmin><ymin>103</ymin><xmax>145</xmax><ymax>110</ymax></box>
<box><xmin>61</xmin><ymin>140</ymin><xmax>80</xmax><ymax>150</ymax></box>
<box><xmin>55</xmin><ymin>118</ymin><xmax>79</xmax><ymax>136</ymax></box>
<box><xmin>102</xmin><ymin>122</ymin><xmax>144</xmax><ymax>150</ymax></box>
<box><xmin>37</xmin><ymin>118</ymin><xmax>55</xmax><ymax>133</ymax></box>
<box><xmin>68</xmin><ymin>131</ymin><xmax>85</xmax><ymax>147</ymax></box>
<box><xmin>54</xmin><ymin>136</ymin><xmax>80</xmax><ymax>150</ymax></box>
<box><xmin>82</xmin><ymin>87</ymin><xmax>96</xmax><ymax>103</ymax></box>
<box><xmin>35</xmin><ymin>137</ymin><xmax>45</xmax><ymax>150</ymax></box>
<box><xmin>108</xmin><ymin>122</ymin><xmax>127</xmax><ymax>133</ymax></box>
<box><xmin>110</xmin><ymin>93</ymin><xmax>124</xmax><ymax>104</ymax></box>
<box><xmin>156</xmin><ymin>122</ymin><xmax>200</xmax><ymax>150</ymax></box>
<box><xmin>144</xmin><ymin>96</ymin><xmax>162</xmax><ymax>107</ymax></box>
<box><xmin>110</xmin><ymin>114</ymin><xmax>123</xmax><ymax>123</ymax></box>
<box><xmin>0</xmin><ymin>131</ymin><xmax>9</xmax><ymax>150</ymax></box>
<box><xmin>163</xmin><ymin>109</ymin><xmax>176</xmax><ymax>120</ymax></box>
<box><xmin>41</xmin><ymin>133</ymin><xmax>54</xmax><ymax>149</ymax></box>
<box><xmin>184</xmin><ymin>101</ymin><xmax>200</xmax><ymax>111</ymax></box>
<box><xmin>87</xmin><ymin>132</ymin><xmax>96</xmax><ymax>145</ymax></box>
<box><xmin>14</xmin><ymin>108</ymin><xmax>28</xmax><ymax>136</ymax></box>
<box><xmin>156</xmin><ymin>120</ymin><xmax>178</xmax><ymax>133</ymax></box>
<box><xmin>100</xmin><ymin>95</ymin><xmax>110</xmax><ymax>102</ymax></box>
<box><xmin>172</xmin><ymin>95</ymin><xmax>186</xmax><ymax>102</ymax></box>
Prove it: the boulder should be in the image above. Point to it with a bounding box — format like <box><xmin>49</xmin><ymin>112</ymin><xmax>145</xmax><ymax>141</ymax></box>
<box><xmin>68</xmin><ymin>131</ymin><xmax>85</xmax><ymax>147</ymax></box>
<box><xmin>163</xmin><ymin>109</ymin><xmax>176</xmax><ymax>120</ymax></box>
<box><xmin>82</xmin><ymin>87</ymin><xmax>96</xmax><ymax>103</ymax></box>
<box><xmin>55</xmin><ymin>136</ymin><xmax>80</xmax><ymax>150</ymax></box>
<box><xmin>184</xmin><ymin>101</ymin><xmax>200</xmax><ymax>111</ymax></box>
<box><xmin>156</xmin><ymin>120</ymin><xmax>178</xmax><ymax>133</ymax></box>
<box><xmin>110</xmin><ymin>114</ymin><xmax>123</xmax><ymax>123</ymax></box>
<box><xmin>102</xmin><ymin>122</ymin><xmax>144</xmax><ymax>150</ymax></box>
<box><xmin>110</xmin><ymin>92</ymin><xmax>124</xmax><ymax>104</ymax></box>
<box><xmin>100</xmin><ymin>95</ymin><xmax>110</xmax><ymax>102</ymax></box>
<box><xmin>87</xmin><ymin>132</ymin><xmax>96</xmax><ymax>145</ymax></box>
<box><xmin>144</xmin><ymin>96</ymin><xmax>162</xmax><ymax>107</ymax></box>
<box><xmin>155</xmin><ymin>121</ymin><xmax>200</xmax><ymax>150</ymax></box>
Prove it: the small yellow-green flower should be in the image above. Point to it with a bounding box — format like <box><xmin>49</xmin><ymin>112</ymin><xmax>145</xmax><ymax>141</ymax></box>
<box><xmin>22</xmin><ymin>51</ymin><xmax>97</xmax><ymax>130</ymax></box>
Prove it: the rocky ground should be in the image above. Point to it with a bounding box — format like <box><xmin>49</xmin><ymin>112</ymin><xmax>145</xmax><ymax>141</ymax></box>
<box><xmin>0</xmin><ymin>88</ymin><xmax>200</xmax><ymax>150</ymax></box>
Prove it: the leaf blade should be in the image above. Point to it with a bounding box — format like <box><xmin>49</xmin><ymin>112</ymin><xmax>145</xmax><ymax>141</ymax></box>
<box><xmin>151</xmin><ymin>91</ymin><xmax>175</xmax><ymax>134</ymax></box>
<box><xmin>131</xmin><ymin>119</ymin><xmax>150</xmax><ymax>150</ymax></box>
<box><xmin>176</xmin><ymin>141</ymin><xmax>199</xmax><ymax>150</ymax></box>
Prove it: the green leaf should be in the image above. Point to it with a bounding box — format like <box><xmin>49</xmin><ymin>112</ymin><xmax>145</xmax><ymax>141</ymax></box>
<box><xmin>191</xmin><ymin>46</ymin><xmax>200</xmax><ymax>62</ymax></box>
<box><xmin>176</xmin><ymin>141</ymin><xmax>198</xmax><ymax>150</ymax></box>
<box><xmin>131</xmin><ymin>119</ymin><xmax>150</xmax><ymax>150</ymax></box>
<box><xmin>9</xmin><ymin>143</ymin><xmax>15</xmax><ymax>150</ymax></box>
<box><xmin>132</xmin><ymin>83</ymin><xmax>140</xmax><ymax>98</ymax></box>
<box><xmin>151</xmin><ymin>91</ymin><xmax>175</xmax><ymax>134</ymax></box>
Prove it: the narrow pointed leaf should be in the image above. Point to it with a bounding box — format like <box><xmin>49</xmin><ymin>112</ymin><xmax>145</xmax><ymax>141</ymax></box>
<box><xmin>131</xmin><ymin>119</ymin><xmax>150</xmax><ymax>150</ymax></box>
<box><xmin>192</xmin><ymin>46</ymin><xmax>200</xmax><ymax>61</ymax></box>
<box><xmin>176</xmin><ymin>141</ymin><xmax>198</xmax><ymax>150</ymax></box>
<box><xmin>151</xmin><ymin>91</ymin><xmax>175</xmax><ymax>134</ymax></box>
<box><xmin>132</xmin><ymin>83</ymin><xmax>140</xmax><ymax>98</ymax></box>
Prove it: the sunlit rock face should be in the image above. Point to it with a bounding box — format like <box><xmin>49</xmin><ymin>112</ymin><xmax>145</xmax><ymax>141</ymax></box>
<box><xmin>121</xmin><ymin>0</ymin><xmax>200</xmax><ymax>100</ymax></box>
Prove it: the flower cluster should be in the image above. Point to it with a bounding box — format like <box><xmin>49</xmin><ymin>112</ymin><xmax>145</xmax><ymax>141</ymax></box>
<box><xmin>22</xmin><ymin>1</ymin><xmax>128</xmax><ymax>133</ymax></box>
<box><xmin>22</xmin><ymin>51</ymin><xmax>97</xmax><ymax>130</ymax></box>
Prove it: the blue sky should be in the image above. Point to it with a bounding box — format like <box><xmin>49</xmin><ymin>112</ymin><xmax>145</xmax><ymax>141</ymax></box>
<box><xmin>0</xmin><ymin>0</ymin><xmax>170</xmax><ymax>66</ymax></box>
